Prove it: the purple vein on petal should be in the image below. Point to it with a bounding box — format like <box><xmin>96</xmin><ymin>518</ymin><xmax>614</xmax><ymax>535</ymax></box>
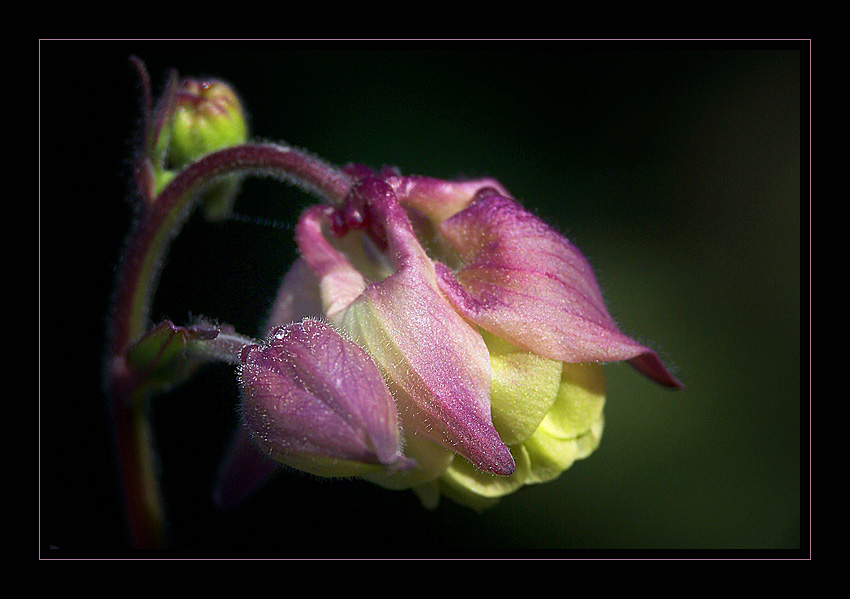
<box><xmin>434</xmin><ymin>190</ymin><xmax>682</xmax><ymax>388</ymax></box>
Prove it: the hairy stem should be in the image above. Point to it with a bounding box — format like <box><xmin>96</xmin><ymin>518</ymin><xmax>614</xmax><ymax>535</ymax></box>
<box><xmin>108</xmin><ymin>144</ymin><xmax>351</xmax><ymax>356</ymax></box>
<box><xmin>105</xmin><ymin>142</ymin><xmax>351</xmax><ymax>548</ymax></box>
<box><xmin>188</xmin><ymin>327</ymin><xmax>259</xmax><ymax>365</ymax></box>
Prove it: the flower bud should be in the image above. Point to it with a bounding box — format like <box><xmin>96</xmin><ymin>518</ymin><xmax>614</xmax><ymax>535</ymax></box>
<box><xmin>216</xmin><ymin>165</ymin><xmax>680</xmax><ymax>511</ymax></box>
<box><xmin>239</xmin><ymin>319</ymin><xmax>413</xmax><ymax>478</ymax></box>
<box><xmin>159</xmin><ymin>77</ymin><xmax>249</xmax><ymax>218</ymax></box>
<box><xmin>166</xmin><ymin>79</ymin><xmax>248</xmax><ymax>169</ymax></box>
<box><xmin>125</xmin><ymin>320</ymin><xmax>219</xmax><ymax>392</ymax></box>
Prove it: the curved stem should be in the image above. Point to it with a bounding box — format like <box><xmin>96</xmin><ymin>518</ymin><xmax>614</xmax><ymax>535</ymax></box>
<box><xmin>108</xmin><ymin>143</ymin><xmax>351</xmax><ymax>356</ymax></box>
<box><xmin>104</xmin><ymin>142</ymin><xmax>351</xmax><ymax>548</ymax></box>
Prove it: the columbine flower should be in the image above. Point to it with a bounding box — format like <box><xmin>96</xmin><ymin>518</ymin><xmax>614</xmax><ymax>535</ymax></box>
<box><xmin>224</xmin><ymin>165</ymin><xmax>681</xmax><ymax>511</ymax></box>
<box><xmin>110</xmin><ymin>60</ymin><xmax>682</xmax><ymax>547</ymax></box>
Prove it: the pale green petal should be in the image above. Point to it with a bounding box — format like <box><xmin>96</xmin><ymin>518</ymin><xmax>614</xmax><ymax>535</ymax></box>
<box><xmin>522</xmin><ymin>411</ymin><xmax>605</xmax><ymax>485</ymax></box>
<box><xmin>433</xmin><ymin>361</ymin><xmax>607</xmax><ymax>507</ymax></box>
<box><xmin>439</xmin><ymin>446</ymin><xmax>530</xmax><ymax>501</ymax></box>
<box><xmin>537</xmin><ymin>362</ymin><xmax>606</xmax><ymax>440</ymax></box>
<box><xmin>411</xmin><ymin>481</ymin><xmax>441</xmax><ymax>510</ymax></box>
<box><xmin>517</xmin><ymin>363</ymin><xmax>606</xmax><ymax>485</ymax></box>
<box><xmin>521</xmin><ymin>428</ymin><xmax>580</xmax><ymax>484</ymax></box>
<box><xmin>574</xmin><ymin>414</ymin><xmax>605</xmax><ymax>460</ymax></box>
<box><xmin>436</xmin><ymin>481</ymin><xmax>502</xmax><ymax>512</ymax></box>
<box><xmin>484</xmin><ymin>330</ymin><xmax>563</xmax><ymax>445</ymax></box>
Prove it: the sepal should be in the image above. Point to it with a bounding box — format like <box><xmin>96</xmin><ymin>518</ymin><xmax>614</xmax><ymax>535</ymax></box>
<box><xmin>433</xmin><ymin>188</ymin><xmax>681</xmax><ymax>388</ymax></box>
<box><xmin>238</xmin><ymin>319</ymin><xmax>413</xmax><ymax>477</ymax></box>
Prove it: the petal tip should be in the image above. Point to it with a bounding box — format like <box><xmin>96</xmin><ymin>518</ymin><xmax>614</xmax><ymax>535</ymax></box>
<box><xmin>465</xmin><ymin>433</ymin><xmax>516</xmax><ymax>476</ymax></box>
<box><xmin>491</xmin><ymin>450</ymin><xmax>517</xmax><ymax>477</ymax></box>
<box><xmin>629</xmin><ymin>352</ymin><xmax>684</xmax><ymax>390</ymax></box>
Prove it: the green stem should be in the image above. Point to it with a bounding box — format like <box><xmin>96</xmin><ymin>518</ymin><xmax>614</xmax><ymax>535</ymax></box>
<box><xmin>187</xmin><ymin>327</ymin><xmax>258</xmax><ymax>365</ymax></box>
<box><xmin>105</xmin><ymin>143</ymin><xmax>352</xmax><ymax>548</ymax></box>
<box><xmin>106</xmin><ymin>376</ymin><xmax>167</xmax><ymax>550</ymax></box>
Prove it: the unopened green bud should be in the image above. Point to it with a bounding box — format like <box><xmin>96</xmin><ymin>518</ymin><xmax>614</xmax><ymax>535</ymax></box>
<box><xmin>125</xmin><ymin>320</ymin><xmax>219</xmax><ymax>393</ymax></box>
<box><xmin>167</xmin><ymin>79</ymin><xmax>248</xmax><ymax>168</ymax></box>
<box><xmin>162</xmin><ymin>78</ymin><xmax>249</xmax><ymax>219</ymax></box>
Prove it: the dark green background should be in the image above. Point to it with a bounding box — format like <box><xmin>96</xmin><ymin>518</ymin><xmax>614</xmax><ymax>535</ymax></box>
<box><xmin>39</xmin><ymin>41</ymin><xmax>805</xmax><ymax>556</ymax></box>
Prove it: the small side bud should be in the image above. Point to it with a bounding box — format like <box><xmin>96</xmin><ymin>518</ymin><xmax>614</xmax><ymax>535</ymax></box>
<box><xmin>165</xmin><ymin>78</ymin><xmax>249</xmax><ymax>219</ymax></box>
<box><xmin>125</xmin><ymin>320</ymin><xmax>220</xmax><ymax>393</ymax></box>
<box><xmin>166</xmin><ymin>79</ymin><xmax>248</xmax><ymax>170</ymax></box>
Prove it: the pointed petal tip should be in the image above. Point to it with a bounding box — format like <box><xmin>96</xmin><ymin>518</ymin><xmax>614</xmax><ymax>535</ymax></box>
<box><xmin>462</xmin><ymin>433</ymin><xmax>516</xmax><ymax>476</ymax></box>
<box><xmin>628</xmin><ymin>352</ymin><xmax>684</xmax><ymax>390</ymax></box>
<box><xmin>469</xmin><ymin>451</ymin><xmax>516</xmax><ymax>477</ymax></box>
<box><xmin>492</xmin><ymin>450</ymin><xmax>517</xmax><ymax>477</ymax></box>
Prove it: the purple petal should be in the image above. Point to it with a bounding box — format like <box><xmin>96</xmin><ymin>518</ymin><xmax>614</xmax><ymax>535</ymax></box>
<box><xmin>334</xmin><ymin>178</ymin><xmax>516</xmax><ymax>475</ymax></box>
<box><xmin>434</xmin><ymin>189</ymin><xmax>682</xmax><ymax>389</ymax></box>
<box><xmin>214</xmin><ymin>257</ymin><xmax>325</xmax><ymax>508</ymax></box>
<box><xmin>239</xmin><ymin>319</ymin><xmax>412</xmax><ymax>476</ymax></box>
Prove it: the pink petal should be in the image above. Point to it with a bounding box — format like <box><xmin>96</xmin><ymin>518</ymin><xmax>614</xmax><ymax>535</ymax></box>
<box><xmin>347</xmin><ymin>266</ymin><xmax>516</xmax><ymax>475</ymax></box>
<box><xmin>387</xmin><ymin>174</ymin><xmax>512</xmax><ymax>226</ymax></box>
<box><xmin>295</xmin><ymin>205</ymin><xmax>367</xmax><ymax>318</ymax></box>
<box><xmin>239</xmin><ymin>319</ymin><xmax>413</xmax><ymax>476</ymax></box>
<box><xmin>304</xmin><ymin>177</ymin><xmax>516</xmax><ymax>475</ymax></box>
<box><xmin>434</xmin><ymin>189</ymin><xmax>682</xmax><ymax>389</ymax></box>
<box><xmin>263</xmin><ymin>256</ymin><xmax>323</xmax><ymax>334</ymax></box>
